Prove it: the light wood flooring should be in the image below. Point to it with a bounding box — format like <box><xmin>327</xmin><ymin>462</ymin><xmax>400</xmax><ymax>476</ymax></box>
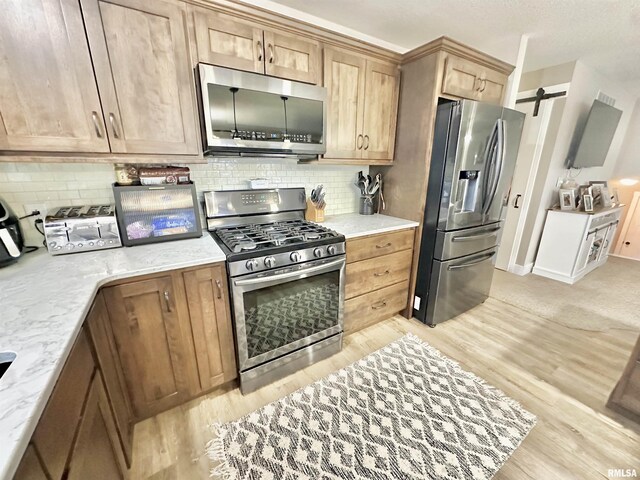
<box><xmin>130</xmin><ymin>297</ymin><xmax>640</xmax><ymax>479</ymax></box>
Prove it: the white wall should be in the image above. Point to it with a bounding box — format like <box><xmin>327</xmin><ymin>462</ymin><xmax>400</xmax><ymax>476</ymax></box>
<box><xmin>614</xmin><ymin>98</ymin><xmax>640</xmax><ymax>179</ymax></box>
<box><xmin>0</xmin><ymin>159</ymin><xmax>367</xmax><ymax>245</ymax></box>
<box><xmin>513</xmin><ymin>60</ymin><xmax>637</xmax><ymax>268</ymax></box>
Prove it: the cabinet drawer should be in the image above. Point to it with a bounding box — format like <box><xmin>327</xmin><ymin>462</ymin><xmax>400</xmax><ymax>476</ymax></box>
<box><xmin>345</xmin><ymin>249</ymin><xmax>412</xmax><ymax>299</ymax></box>
<box><xmin>33</xmin><ymin>330</ymin><xmax>95</xmax><ymax>480</ymax></box>
<box><xmin>346</xmin><ymin>229</ymin><xmax>414</xmax><ymax>263</ymax></box>
<box><xmin>344</xmin><ymin>280</ymin><xmax>409</xmax><ymax>334</ymax></box>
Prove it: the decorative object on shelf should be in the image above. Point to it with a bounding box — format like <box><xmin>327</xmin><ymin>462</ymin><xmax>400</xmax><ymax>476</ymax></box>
<box><xmin>138</xmin><ymin>167</ymin><xmax>191</xmax><ymax>186</ymax></box>
<box><xmin>588</xmin><ymin>181</ymin><xmax>608</xmax><ymax>207</ymax></box>
<box><xmin>559</xmin><ymin>189</ymin><xmax>576</xmax><ymax>210</ymax></box>
<box><xmin>305</xmin><ymin>184</ymin><xmax>325</xmax><ymax>222</ymax></box>
<box><xmin>612</xmin><ymin>188</ymin><xmax>620</xmax><ymax>205</ymax></box>
<box><xmin>114</xmin><ymin>164</ymin><xmax>139</xmax><ymax>186</ymax></box>
<box><xmin>583</xmin><ymin>194</ymin><xmax>594</xmax><ymax>212</ymax></box>
<box><xmin>600</xmin><ymin>186</ymin><xmax>613</xmax><ymax>207</ymax></box>
<box><xmin>359</xmin><ymin>195</ymin><xmax>374</xmax><ymax>215</ymax></box>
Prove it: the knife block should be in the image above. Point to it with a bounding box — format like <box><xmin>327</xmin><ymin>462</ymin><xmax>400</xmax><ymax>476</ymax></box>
<box><xmin>305</xmin><ymin>199</ymin><xmax>325</xmax><ymax>222</ymax></box>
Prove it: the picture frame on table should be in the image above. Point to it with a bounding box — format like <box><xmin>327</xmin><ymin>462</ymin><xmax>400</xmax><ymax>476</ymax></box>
<box><xmin>559</xmin><ymin>189</ymin><xmax>575</xmax><ymax>210</ymax></box>
<box><xmin>583</xmin><ymin>194</ymin><xmax>594</xmax><ymax>212</ymax></box>
<box><xmin>588</xmin><ymin>181</ymin><xmax>608</xmax><ymax>207</ymax></box>
<box><xmin>600</xmin><ymin>186</ymin><xmax>612</xmax><ymax>207</ymax></box>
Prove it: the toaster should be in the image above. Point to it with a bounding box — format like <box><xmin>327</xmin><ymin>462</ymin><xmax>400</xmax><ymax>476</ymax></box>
<box><xmin>44</xmin><ymin>205</ymin><xmax>122</xmax><ymax>255</ymax></box>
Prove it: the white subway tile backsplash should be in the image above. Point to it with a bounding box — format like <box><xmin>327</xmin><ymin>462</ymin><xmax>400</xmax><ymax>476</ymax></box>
<box><xmin>0</xmin><ymin>158</ymin><xmax>367</xmax><ymax>245</ymax></box>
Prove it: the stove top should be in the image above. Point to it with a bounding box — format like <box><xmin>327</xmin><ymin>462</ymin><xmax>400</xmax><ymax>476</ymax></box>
<box><xmin>215</xmin><ymin>219</ymin><xmax>341</xmax><ymax>254</ymax></box>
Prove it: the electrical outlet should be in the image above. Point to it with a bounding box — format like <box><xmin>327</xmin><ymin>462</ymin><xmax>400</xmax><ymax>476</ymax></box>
<box><xmin>23</xmin><ymin>203</ymin><xmax>47</xmax><ymax>222</ymax></box>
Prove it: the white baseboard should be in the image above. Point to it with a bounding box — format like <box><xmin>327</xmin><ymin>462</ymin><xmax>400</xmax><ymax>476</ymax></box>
<box><xmin>509</xmin><ymin>263</ymin><xmax>534</xmax><ymax>276</ymax></box>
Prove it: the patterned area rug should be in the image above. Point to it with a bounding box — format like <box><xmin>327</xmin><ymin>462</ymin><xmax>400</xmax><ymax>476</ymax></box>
<box><xmin>207</xmin><ymin>334</ymin><xmax>536</xmax><ymax>479</ymax></box>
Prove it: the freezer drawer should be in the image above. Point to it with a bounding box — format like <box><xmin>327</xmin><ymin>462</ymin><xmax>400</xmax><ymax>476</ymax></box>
<box><xmin>426</xmin><ymin>247</ymin><xmax>497</xmax><ymax>325</ymax></box>
<box><xmin>435</xmin><ymin>222</ymin><xmax>501</xmax><ymax>261</ymax></box>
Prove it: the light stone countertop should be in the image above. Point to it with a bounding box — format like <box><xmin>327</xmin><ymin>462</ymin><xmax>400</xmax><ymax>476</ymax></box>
<box><xmin>321</xmin><ymin>213</ymin><xmax>419</xmax><ymax>239</ymax></box>
<box><xmin>0</xmin><ymin>235</ymin><xmax>226</xmax><ymax>480</ymax></box>
<box><xmin>0</xmin><ymin>212</ymin><xmax>417</xmax><ymax>478</ymax></box>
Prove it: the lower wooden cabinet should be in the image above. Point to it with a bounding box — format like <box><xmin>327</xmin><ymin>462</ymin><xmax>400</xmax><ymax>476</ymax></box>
<box><xmin>66</xmin><ymin>374</ymin><xmax>125</xmax><ymax>480</ymax></box>
<box><xmin>183</xmin><ymin>265</ymin><xmax>237</xmax><ymax>391</ymax></box>
<box><xmin>343</xmin><ymin>229</ymin><xmax>415</xmax><ymax>334</ymax></box>
<box><xmin>102</xmin><ymin>275</ymin><xmax>198</xmax><ymax>420</ymax></box>
<box><xmin>16</xmin><ymin>331</ymin><xmax>125</xmax><ymax>480</ymax></box>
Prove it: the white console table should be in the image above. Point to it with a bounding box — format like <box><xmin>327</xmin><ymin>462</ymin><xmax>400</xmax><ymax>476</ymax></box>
<box><xmin>532</xmin><ymin>206</ymin><xmax>623</xmax><ymax>284</ymax></box>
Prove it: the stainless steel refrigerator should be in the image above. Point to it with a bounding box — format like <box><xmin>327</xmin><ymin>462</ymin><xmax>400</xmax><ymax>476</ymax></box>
<box><xmin>414</xmin><ymin>99</ymin><xmax>525</xmax><ymax>325</ymax></box>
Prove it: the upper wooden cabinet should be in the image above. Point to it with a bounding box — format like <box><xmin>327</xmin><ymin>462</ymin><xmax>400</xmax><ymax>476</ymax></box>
<box><xmin>324</xmin><ymin>48</ymin><xmax>399</xmax><ymax>163</ymax></box>
<box><xmin>192</xmin><ymin>7</ymin><xmax>320</xmax><ymax>84</ymax></box>
<box><xmin>441</xmin><ymin>54</ymin><xmax>508</xmax><ymax>105</ymax></box>
<box><xmin>103</xmin><ymin>275</ymin><xmax>197</xmax><ymax>420</ymax></box>
<box><xmin>81</xmin><ymin>0</ymin><xmax>199</xmax><ymax>155</ymax></box>
<box><xmin>0</xmin><ymin>0</ymin><xmax>109</xmax><ymax>153</ymax></box>
<box><xmin>182</xmin><ymin>265</ymin><xmax>237</xmax><ymax>391</ymax></box>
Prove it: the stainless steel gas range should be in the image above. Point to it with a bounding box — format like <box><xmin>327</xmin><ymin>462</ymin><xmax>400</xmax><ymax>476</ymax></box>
<box><xmin>204</xmin><ymin>188</ymin><xmax>345</xmax><ymax>394</ymax></box>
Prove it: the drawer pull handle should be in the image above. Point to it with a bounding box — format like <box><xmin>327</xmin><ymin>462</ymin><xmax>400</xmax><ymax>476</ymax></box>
<box><xmin>91</xmin><ymin>111</ymin><xmax>103</xmax><ymax>138</ymax></box>
<box><xmin>357</xmin><ymin>134</ymin><xmax>364</xmax><ymax>150</ymax></box>
<box><xmin>215</xmin><ymin>279</ymin><xmax>222</xmax><ymax>299</ymax></box>
<box><xmin>376</xmin><ymin>242</ymin><xmax>392</xmax><ymax>249</ymax></box>
<box><xmin>163</xmin><ymin>291</ymin><xmax>172</xmax><ymax>312</ymax></box>
<box><xmin>256</xmin><ymin>40</ymin><xmax>263</xmax><ymax>61</ymax></box>
<box><xmin>372</xmin><ymin>300</ymin><xmax>387</xmax><ymax>310</ymax></box>
<box><xmin>374</xmin><ymin>270</ymin><xmax>390</xmax><ymax>277</ymax></box>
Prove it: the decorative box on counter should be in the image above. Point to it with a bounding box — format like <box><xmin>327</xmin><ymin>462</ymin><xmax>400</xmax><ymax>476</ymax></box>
<box><xmin>112</xmin><ymin>183</ymin><xmax>202</xmax><ymax>246</ymax></box>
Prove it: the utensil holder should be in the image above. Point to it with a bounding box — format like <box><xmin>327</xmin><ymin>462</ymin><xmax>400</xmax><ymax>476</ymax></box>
<box><xmin>305</xmin><ymin>199</ymin><xmax>325</xmax><ymax>222</ymax></box>
<box><xmin>359</xmin><ymin>195</ymin><xmax>374</xmax><ymax>215</ymax></box>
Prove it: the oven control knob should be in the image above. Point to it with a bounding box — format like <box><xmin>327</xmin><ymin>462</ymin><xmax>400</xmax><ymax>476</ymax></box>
<box><xmin>327</xmin><ymin>245</ymin><xmax>336</xmax><ymax>255</ymax></box>
<box><xmin>65</xmin><ymin>243</ymin><xmax>75</xmax><ymax>251</ymax></box>
<box><xmin>246</xmin><ymin>259</ymin><xmax>259</xmax><ymax>271</ymax></box>
<box><xmin>264</xmin><ymin>256</ymin><xmax>276</xmax><ymax>268</ymax></box>
<box><xmin>290</xmin><ymin>251</ymin><xmax>301</xmax><ymax>262</ymax></box>
<box><xmin>97</xmin><ymin>240</ymin><xmax>105</xmax><ymax>247</ymax></box>
<box><xmin>313</xmin><ymin>247</ymin><xmax>323</xmax><ymax>258</ymax></box>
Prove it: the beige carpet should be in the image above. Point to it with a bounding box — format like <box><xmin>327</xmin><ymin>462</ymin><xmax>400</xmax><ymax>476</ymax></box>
<box><xmin>490</xmin><ymin>256</ymin><xmax>640</xmax><ymax>332</ymax></box>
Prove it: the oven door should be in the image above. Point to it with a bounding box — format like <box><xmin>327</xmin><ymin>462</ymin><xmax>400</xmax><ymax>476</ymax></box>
<box><xmin>231</xmin><ymin>256</ymin><xmax>345</xmax><ymax>372</ymax></box>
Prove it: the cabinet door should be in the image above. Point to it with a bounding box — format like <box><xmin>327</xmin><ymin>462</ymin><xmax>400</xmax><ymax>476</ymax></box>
<box><xmin>0</xmin><ymin>0</ymin><xmax>109</xmax><ymax>152</ymax></box>
<box><xmin>477</xmin><ymin>68</ymin><xmax>508</xmax><ymax>105</ymax></box>
<box><xmin>441</xmin><ymin>55</ymin><xmax>483</xmax><ymax>101</ymax></box>
<box><xmin>86</xmin><ymin>293</ymin><xmax>134</xmax><ymax>465</ymax></box>
<box><xmin>323</xmin><ymin>48</ymin><xmax>366</xmax><ymax>159</ymax></box>
<box><xmin>81</xmin><ymin>0</ymin><xmax>199</xmax><ymax>154</ymax></box>
<box><xmin>103</xmin><ymin>276</ymin><xmax>196</xmax><ymax>420</ymax></box>
<box><xmin>13</xmin><ymin>445</ymin><xmax>48</xmax><ymax>480</ymax></box>
<box><xmin>599</xmin><ymin>222</ymin><xmax>618</xmax><ymax>260</ymax></box>
<box><xmin>67</xmin><ymin>374</ymin><xmax>125</xmax><ymax>480</ymax></box>
<box><xmin>183</xmin><ymin>265</ymin><xmax>237</xmax><ymax>391</ymax></box>
<box><xmin>362</xmin><ymin>60</ymin><xmax>400</xmax><ymax>161</ymax></box>
<box><xmin>192</xmin><ymin>7</ymin><xmax>264</xmax><ymax>73</ymax></box>
<box><xmin>264</xmin><ymin>30</ymin><xmax>320</xmax><ymax>84</ymax></box>
<box><xmin>574</xmin><ymin>231</ymin><xmax>595</xmax><ymax>275</ymax></box>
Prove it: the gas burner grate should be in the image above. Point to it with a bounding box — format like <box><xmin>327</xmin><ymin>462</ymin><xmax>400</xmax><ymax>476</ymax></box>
<box><xmin>216</xmin><ymin>219</ymin><xmax>339</xmax><ymax>253</ymax></box>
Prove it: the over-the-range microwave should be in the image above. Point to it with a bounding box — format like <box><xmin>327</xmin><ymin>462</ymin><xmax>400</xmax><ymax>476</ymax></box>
<box><xmin>197</xmin><ymin>64</ymin><xmax>327</xmax><ymax>158</ymax></box>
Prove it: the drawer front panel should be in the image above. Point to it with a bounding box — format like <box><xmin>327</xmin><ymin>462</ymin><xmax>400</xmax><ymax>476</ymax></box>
<box><xmin>346</xmin><ymin>229</ymin><xmax>414</xmax><ymax>263</ymax></box>
<box><xmin>344</xmin><ymin>280</ymin><xmax>409</xmax><ymax>334</ymax></box>
<box><xmin>345</xmin><ymin>249</ymin><xmax>412</xmax><ymax>299</ymax></box>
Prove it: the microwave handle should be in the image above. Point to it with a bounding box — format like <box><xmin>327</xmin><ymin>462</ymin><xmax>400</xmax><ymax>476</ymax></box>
<box><xmin>234</xmin><ymin>258</ymin><xmax>344</xmax><ymax>287</ymax></box>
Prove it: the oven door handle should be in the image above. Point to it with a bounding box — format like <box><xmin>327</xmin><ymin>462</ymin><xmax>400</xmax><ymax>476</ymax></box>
<box><xmin>233</xmin><ymin>258</ymin><xmax>345</xmax><ymax>287</ymax></box>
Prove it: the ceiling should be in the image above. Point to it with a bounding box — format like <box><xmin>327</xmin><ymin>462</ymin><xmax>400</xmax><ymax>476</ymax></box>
<box><xmin>254</xmin><ymin>0</ymin><xmax>640</xmax><ymax>96</ymax></box>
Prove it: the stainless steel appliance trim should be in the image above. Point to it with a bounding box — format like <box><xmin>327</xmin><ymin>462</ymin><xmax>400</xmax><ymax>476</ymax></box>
<box><xmin>198</xmin><ymin>64</ymin><xmax>327</xmax><ymax>155</ymax></box>
<box><xmin>451</xmin><ymin>227</ymin><xmax>501</xmax><ymax>242</ymax></box>
<box><xmin>207</xmin><ymin>211</ymin><xmax>304</xmax><ymax>231</ymax></box>
<box><xmin>447</xmin><ymin>251</ymin><xmax>496</xmax><ymax>270</ymax></box>
<box><xmin>227</xmin><ymin>243</ymin><xmax>345</xmax><ymax>276</ymax></box>
<box><xmin>231</xmin><ymin>255</ymin><xmax>345</xmax><ymax>371</ymax></box>
<box><xmin>239</xmin><ymin>333</ymin><xmax>343</xmax><ymax>394</ymax></box>
<box><xmin>204</xmin><ymin>188</ymin><xmax>306</xmax><ymax>219</ymax></box>
<box><xmin>234</xmin><ymin>257</ymin><xmax>344</xmax><ymax>287</ymax></box>
<box><xmin>483</xmin><ymin>119</ymin><xmax>506</xmax><ymax>215</ymax></box>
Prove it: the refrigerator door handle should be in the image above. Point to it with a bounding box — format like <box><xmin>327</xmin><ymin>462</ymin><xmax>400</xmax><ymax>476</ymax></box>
<box><xmin>451</xmin><ymin>227</ymin><xmax>501</xmax><ymax>242</ymax></box>
<box><xmin>447</xmin><ymin>251</ymin><xmax>496</xmax><ymax>270</ymax></box>
<box><xmin>481</xmin><ymin>120</ymin><xmax>499</xmax><ymax>210</ymax></box>
<box><xmin>483</xmin><ymin>119</ymin><xmax>506</xmax><ymax>215</ymax></box>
